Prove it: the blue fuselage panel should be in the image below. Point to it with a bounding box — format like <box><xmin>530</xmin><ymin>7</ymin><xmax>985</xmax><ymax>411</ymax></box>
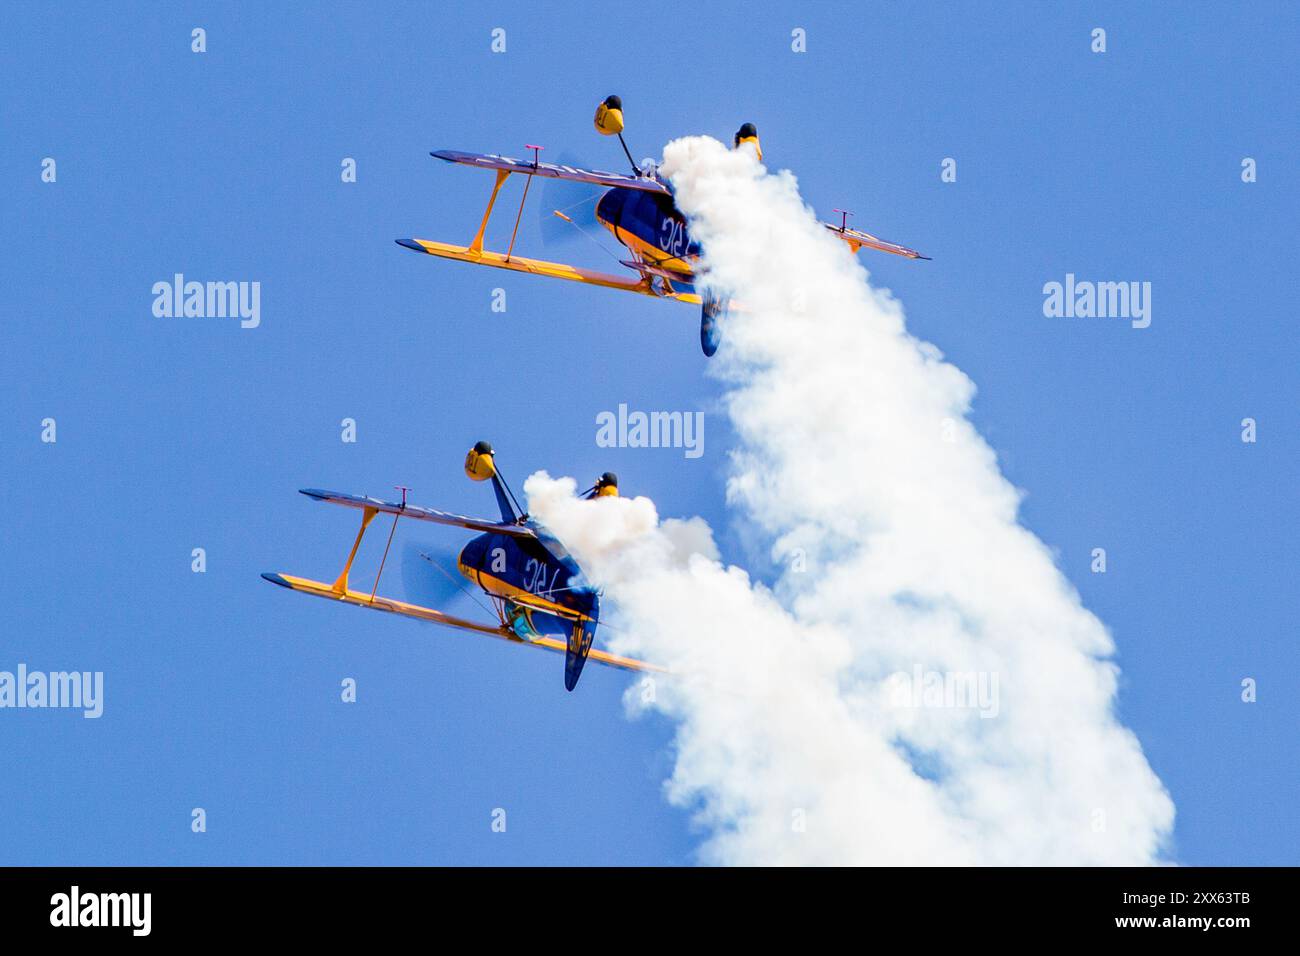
<box><xmin>457</xmin><ymin>529</ymin><xmax>597</xmax><ymax>639</ymax></box>
<box><xmin>596</xmin><ymin>187</ymin><xmax>701</xmax><ymax>276</ymax></box>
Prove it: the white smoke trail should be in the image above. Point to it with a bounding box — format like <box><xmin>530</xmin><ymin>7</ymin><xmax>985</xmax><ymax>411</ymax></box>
<box><xmin>526</xmin><ymin>136</ymin><xmax>1174</xmax><ymax>865</ymax></box>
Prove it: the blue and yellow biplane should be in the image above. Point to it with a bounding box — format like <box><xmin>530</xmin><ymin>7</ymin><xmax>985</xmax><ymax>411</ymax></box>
<box><xmin>262</xmin><ymin>442</ymin><xmax>660</xmax><ymax>691</ymax></box>
<box><xmin>397</xmin><ymin>96</ymin><xmax>930</xmax><ymax>356</ymax></box>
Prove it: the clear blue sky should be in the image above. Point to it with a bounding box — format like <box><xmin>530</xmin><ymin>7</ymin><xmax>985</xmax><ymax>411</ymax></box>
<box><xmin>1</xmin><ymin>1</ymin><xmax>1295</xmax><ymax>865</ymax></box>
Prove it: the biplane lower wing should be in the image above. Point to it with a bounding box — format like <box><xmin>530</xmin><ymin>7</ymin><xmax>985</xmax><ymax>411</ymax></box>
<box><xmin>260</xmin><ymin>572</ymin><xmax>664</xmax><ymax>676</ymax></box>
<box><xmin>300</xmin><ymin>488</ymin><xmax>537</xmax><ymax>539</ymax></box>
<box><xmin>262</xmin><ymin>572</ymin><xmax>507</xmax><ymax>635</ymax></box>
<box><xmin>396</xmin><ymin>239</ymin><xmax>703</xmax><ymax>305</ymax></box>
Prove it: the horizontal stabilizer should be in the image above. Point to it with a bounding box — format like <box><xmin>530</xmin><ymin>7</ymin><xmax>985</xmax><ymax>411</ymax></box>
<box><xmin>825</xmin><ymin>223</ymin><xmax>930</xmax><ymax>260</ymax></box>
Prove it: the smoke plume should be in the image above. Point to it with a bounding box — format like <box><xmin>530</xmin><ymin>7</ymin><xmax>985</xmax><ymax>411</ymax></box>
<box><xmin>526</xmin><ymin>136</ymin><xmax>1174</xmax><ymax>865</ymax></box>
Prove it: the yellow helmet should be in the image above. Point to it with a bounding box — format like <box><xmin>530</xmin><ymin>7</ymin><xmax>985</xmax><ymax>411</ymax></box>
<box><xmin>594</xmin><ymin>95</ymin><xmax>624</xmax><ymax>136</ymax></box>
<box><xmin>733</xmin><ymin>122</ymin><xmax>762</xmax><ymax>161</ymax></box>
<box><xmin>464</xmin><ymin>441</ymin><xmax>496</xmax><ymax>481</ymax></box>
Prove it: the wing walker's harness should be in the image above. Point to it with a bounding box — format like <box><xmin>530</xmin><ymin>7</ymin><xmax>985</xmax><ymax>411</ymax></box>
<box><xmin>493</xmin><ymin>461</ymin><xmax>528</xmax><ymax>523</ymax></box>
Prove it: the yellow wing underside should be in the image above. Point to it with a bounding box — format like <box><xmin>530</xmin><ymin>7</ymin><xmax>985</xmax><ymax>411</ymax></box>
<box><xmin>401</xmin><ymin>239</ymin><xmax>703</xmax><ymax>306</ymax></box>
<box><xmin>264</xmin><ymin>572</ymin><xmax>664</xmax><ymax>676</ymax></box>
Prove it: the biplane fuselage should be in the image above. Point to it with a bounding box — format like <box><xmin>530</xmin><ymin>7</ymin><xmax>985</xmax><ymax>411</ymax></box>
<box><xmin>594</xmin><ymin>185</ymin><xmax>701</xmax><ymax>279</ymax></box>
<box><xmin>457</xmin><ymin>526</ymin><xmax>596</xmax><ymax>644</ymax></box>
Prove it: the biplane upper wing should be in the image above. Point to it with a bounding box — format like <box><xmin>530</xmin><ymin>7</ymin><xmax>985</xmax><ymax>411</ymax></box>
<box><xmin>261</xmin><ymin>572</ymin><xmax>666</xmax><ymax>676</ymax></box>
<box><xmin>431</xmin><ymin>149</ymin><xmax>671</xmax><ymax>195</ymax></box>
<box><xmin>300</xmin><ymin>488</ymin><xmax>537</xmax><ymax>539</ymax></box>
<box><xmin>826</xmin><ymin>222</ymin><xmax>931</xmax><ymax>260</ymax></box>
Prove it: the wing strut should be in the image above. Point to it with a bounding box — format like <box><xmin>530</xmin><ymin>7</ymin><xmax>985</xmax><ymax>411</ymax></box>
<box><xmin>471</xmin><ymin>169</ymin><xmax>511</xmax><ymax>254</ymax></box>
<box><xmin>505</xmin><ymin>145</ymin><xmax>545</xmax><ymax>261</ymax></box>
<box><xmin>505</xmin><ymin>181</ymin><xmax>532</xmax><ymax>260</ymax></box>
<box><xmin>369</xmin><ymin>497</ymin><xmax>405</xmax><ymax>601</ymax></box>
<box><xmin>334</xmin><ymin>506</ymin><xmax>377</xmax><ymax>594</ymax></box>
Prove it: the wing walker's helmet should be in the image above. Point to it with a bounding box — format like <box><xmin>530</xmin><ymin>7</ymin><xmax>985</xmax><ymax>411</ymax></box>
<box><xmin>594</xmin><ymin>472</ymin><xmax>619</xmax><ymax>497</ymax></box>
<box><xmin>583</xmin><ymin>472</ymin><xmax>619</xmax><ymax>499</ymax></box>
<box><xmin>733</xmin><ymin>122</ymin><xmax>762</xmax><ymax>161</ymax></box>
<box><xmin>594</xmin><ymin>95</ymin><xmax>624</xmax><ymax>136</ymax></box>
<box><xmin>464</xmin><ymin>441</ymin><xmax>497</xmax><ymax>481</ymax></box>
